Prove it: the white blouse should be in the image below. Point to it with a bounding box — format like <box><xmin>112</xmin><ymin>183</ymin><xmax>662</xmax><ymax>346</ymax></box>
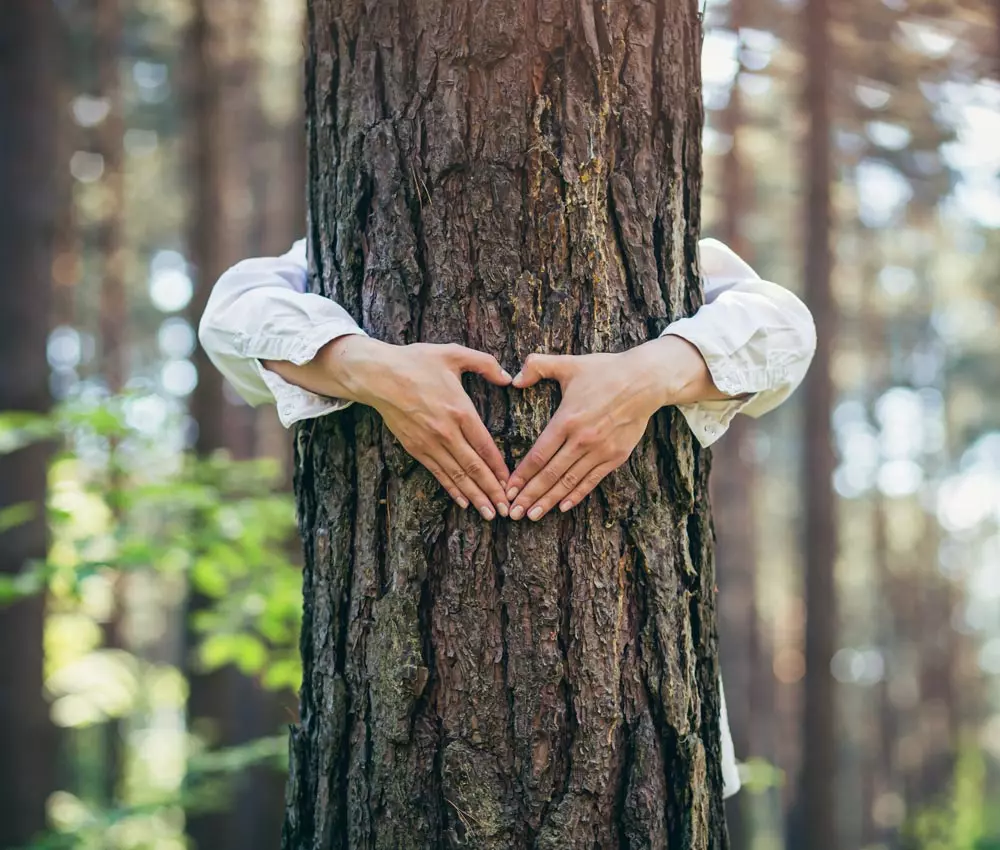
<box><xmin>197</xmin><ymin>237</ymin><xmax>817</xmax><ymax>801</ymax></box>
<box><xmin>198</xmin><ymin>238</ymin><xmax>816</xmax><ymax>448</ymax></box>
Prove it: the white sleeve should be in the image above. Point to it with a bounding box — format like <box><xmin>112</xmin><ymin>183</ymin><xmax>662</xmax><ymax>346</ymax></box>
<box><xmin>720</xmin><ymin>677</ymin><xmax>742</xmax><ymax>799</ymax></box>
<box><xmin>661</xmin><ymin>238</ymin><xmax>817</xmax><ymax>447</ymax></box>
<box><xmin>197</xmin><ymin>239</ymin><xmax>368</xmax><ymax>428</ymax></box>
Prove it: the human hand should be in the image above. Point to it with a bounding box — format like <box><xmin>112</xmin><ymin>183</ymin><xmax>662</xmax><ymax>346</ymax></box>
<box><xmin>505</xmin><ymin>335</ymin><xmax>713</xmax><ymax>520</ymax></box>
<box><xmin>314</xmin><ymin>336</ymin><xmax>513</xmax><ymax>519</ymax></box>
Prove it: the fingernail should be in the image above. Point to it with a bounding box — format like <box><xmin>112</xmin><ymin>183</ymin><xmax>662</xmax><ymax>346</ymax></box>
<box><xmin>528</xmin><ymin>506</ymin><xmax>543</xmax><ymax>521</ymax></box>
<box><xmin>480</xmin><ymin>505</ymin><xmax>496</xmax><ymax>521</ymax></box>
<box><xmin>497</xmin><ymin>502</ymin><xmax>509</xmax><ymax>518</ymax></box>
<box><xmin>512</xmin><ymin>372</ymin><xmax>523</xmax><ymax>385</ymax></box>
<box><xmin>559</xmin><ymin>500</ymin><xmax>572</xmax><ymax>512</ymax></box>
<box><xmin>510</xmin><ymin>505</ymin><xmax>525</xmax><ymax>521</ymax></box>
<box><xmin>457</xmin><ymin>497</ymin><xmax>469</xmax><ymax>509</ymax></box>
<box><xmin>506</xmin><ymin>486</ymin><xmax>520</xmax><ymax>501</ymax></box>
<box><xmin>501</xmin><ymin>370</ymin><xmax>512</xmax><ymax>381</ymax></box>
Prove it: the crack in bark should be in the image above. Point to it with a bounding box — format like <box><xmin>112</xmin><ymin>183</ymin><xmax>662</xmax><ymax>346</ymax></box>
<box><xmin>493</xmin><ymin>521</ymin><xmax>523</xmax><ymax>827</ymax></box>
<box><xmin>651</xmin><ymin>0</ymin><xmax>664</xmax><ymax>143</ymax></box>
<box><xmin>652</xmin><ymin>214</ymin><xmax>669</xmax><ymax>323</ymax></box>
<box><xmin>335</xmin><ymin>422</ymin><xmax>361</xmax><ymax>847</ymax></box>
<box><xmin>607</xmin><ymin>175</ymin><xmax>644</xmax><ymax>317</ymax></box>
<box><xmin>374</xmin><ymin>453</ymin><xmax>390</xmax><ymax>597</ymax></box>
<box><xmin>553</xmin><ymin>512</ymin><xmax>579</xmax><ymax>818</ymax></box>
<box><xmin>681</xmin><ymin>131</ymin><xmax>704</xmax><ymax>316</ymax></box>
<box><xmin>409</xmin><ymin>171</ymin><xmax>432</xmax><ymax>344</ymax></box>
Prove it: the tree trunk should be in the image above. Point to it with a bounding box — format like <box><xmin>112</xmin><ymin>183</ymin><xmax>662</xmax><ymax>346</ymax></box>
<box><xmin>794</xmin><ymin>0</ymin><xmax>837</xmax><ymax>847</ymax></box>
<box><xmin>184</xmin><ymin>3</ymin><xmax>291</xmax><ymax>848</ymax></box>
<box><xmin>284</xmin><ymin>1</ymin><xmax>727</xmax><ymax>847</ymax></box>
<box><xmin>97</xmin><ymin>0</ymin><xmax>127</xmax><ymax>395</ymax></box>
<box><xmin>712</xmin><ymin>3</ymin><xmax>759</xmax><ymax>848</ymax></box>
<box><xmin>858</xmin><ymin>229</ymin><xmax>892</xmax><ymax>848</ymax></box>
<box><xmin>0</xmin><ymin>1</ymin><xmax>59</xmax><ymax>846</ymax></box>
<box><xmin>95</xmin><ymin>0</ymin><xmax>129</xmax><ymax>806</ymax></box>
<box><xmin>187</xmin><ymin>0</ymin><xmax>230</xmax><ymax>457</ymax></box>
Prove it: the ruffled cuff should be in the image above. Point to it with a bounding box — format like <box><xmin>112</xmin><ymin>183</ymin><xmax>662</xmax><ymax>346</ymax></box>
<box><xmin>674</xmin><ymin>397</ymin><xmax>757</xmax><ymax>447</ymax></box>
<box><xmin>246</xmin><ymin>323</ymin><xmax>369</xmax><ymax>428</ymax></box>
<box><xmin>661</xmin><ymin>321</ymin><xmax>784</xmax><ymax>447</ymax></box>
<box><xmin>253</xmin><ymin>361</ymin><xmax>355</xmax><ymax>428</ymax></box>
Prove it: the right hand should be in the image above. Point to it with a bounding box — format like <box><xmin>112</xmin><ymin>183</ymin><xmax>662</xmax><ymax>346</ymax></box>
<box><xmin>311</xmin><ymin>336</ymin><xmax>513</xmax><ymax>519</ymax></box>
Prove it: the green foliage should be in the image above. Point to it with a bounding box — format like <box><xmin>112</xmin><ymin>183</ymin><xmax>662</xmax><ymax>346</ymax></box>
<box><xmin>903</xmin><ymin>743</ymin><xmax>1000</xmax><ymax>850</ymax></box>
<box><xmin>20</xmin><ymin>735</ymin><xmax>288</xmax><ymax>850</ymax></box>
<box><xmin>738</xmin><ymin>757</ymin><xmax>786</xmax><ymax>794</ymax></box>
<box><xmin>0</xmin><ymin>399</ymin><xmax>303</xmax><ymax>687</ymax></box>
<box><xmin>2</xmin><ymin>397</ymin><xmax>301</xmax><ymax>846</ymax></box>
<box><xmin>0</xmin><ymin>411</ymin><xmax>59</xmax><ymax>454</ymax></box>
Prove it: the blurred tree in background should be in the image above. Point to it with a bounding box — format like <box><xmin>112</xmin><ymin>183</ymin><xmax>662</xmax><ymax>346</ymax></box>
<box><xmin>0</xmin><ymin>3</ymin><xmax>59</xmax><ymax>848</ymax></box>
<box><xmin>0</xmin><ymin>0</ymin><xmax>998</xmax><ymax>848</ymax></box>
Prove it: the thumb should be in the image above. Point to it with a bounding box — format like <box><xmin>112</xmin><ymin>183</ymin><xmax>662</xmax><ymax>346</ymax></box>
<box><xmin>512</xmin><ymin>353</ymin><xmax>570</xmax><ymax>388</ymax></box>
<box><xmin>448</xmin><ymin>344</ymin><xmax>514</xmax><ymax>386</ymax></box>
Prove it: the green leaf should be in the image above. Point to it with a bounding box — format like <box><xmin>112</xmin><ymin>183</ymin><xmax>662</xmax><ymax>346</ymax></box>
<box><xmin>191</xmin><ymin>556</ymin><xmax>230</xmax><ymax>598</ymax></box>
<box><xmin>0</xmin><ymin>501</ymin><xmax>37</xmax><ymax>533</ymax></box>
<box><xmin>199</xmin><ymin>633</ymin><xmax>268</xmax><ymax>675</ymax></box>
<box><xmin>0</xmin><ymin>412</ymin><xmax>58</xmax><ymax>455</ymax></box>
<box><xmin>261</xmin><ymin>657</ymin><xmax>302</xmax><ymax>693</ymax></box>
<box><xmin>0</xmin><ymin>564</ymin><xmax>47</xmax><ymax>604</ymax></box>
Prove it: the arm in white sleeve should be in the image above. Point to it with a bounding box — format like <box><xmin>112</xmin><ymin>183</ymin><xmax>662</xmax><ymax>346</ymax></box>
<box><xmin>662</xmin><ymin>238</ymin><xmax>817</xmax><ymax>447</ymax></box>
<box><xmin>197</xmin><ymin>239</ymin><xmax>368</xmax><ymax>428</ymax></box>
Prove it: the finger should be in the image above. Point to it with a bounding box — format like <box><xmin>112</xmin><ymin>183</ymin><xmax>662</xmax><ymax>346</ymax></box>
<box><xmin>432</xmin><ymin>447</ymin><xmax>502</xmax><ymax>522</ymax></box>
<box><xmin>446</xmin><ymin>436</ymin><xmax>510</xmax><ymax>519</ymax></box>
<box><xmin>511</xmin><ymin>352</ymin><xmax>570</xmax><ymax>389</ymax></box>
<box><xmin>458</xmin><ymin>411</ymin><xmax>511</xmax><ymax>491</ymax></box>
<box><xmin>556</xmin><ymin>460</ymin><xmax>620</xmax><ymax>514</ymax></box>
<box><xmin>419</xmin><ymin>454</ymin><xmax>470</xmax><ymax>509</ymax></box>
<box><xmin>446</xmin><ymin>345</ymin><xmax>513</xmax><ymax>386</ymax></box>
<box><xmin>506</xmin><ymin>413</ymin><xmax>570</xmax><ymax>501</ymax></box>
<box><xmin>509</xmin><ymin>440</ymin><xmax>587</xmax><ymax>521</ymax></box>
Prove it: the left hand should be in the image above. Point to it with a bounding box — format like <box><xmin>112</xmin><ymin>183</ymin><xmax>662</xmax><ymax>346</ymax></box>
<box><xmin>505</xmin><ymin>335</ymin><xmax>715</xmax><ymax>521</ymax></box>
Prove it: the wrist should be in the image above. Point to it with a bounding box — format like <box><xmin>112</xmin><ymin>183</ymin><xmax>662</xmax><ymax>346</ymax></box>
<box><xmin>620</xmin><ymin>341</ymin><xmax>676</xmax><ymax>412</ymax></box>
<box><xmin>627</xmin><ymin>335</ymin><xmax>712</xmax><ymax>407</ymax></box>
<box><xmin>317</xmin><ymin>334</ymin><xmax>395</xmax><ymax>405</ymax></box>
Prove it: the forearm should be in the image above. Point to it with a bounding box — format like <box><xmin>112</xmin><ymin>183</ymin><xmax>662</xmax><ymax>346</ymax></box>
<box><xmin>262</xmin><ymin>334</ymin><xmax>391</xmax><ymax>405</ymax></box>
<box><xmin>269</xmin><ymin>337</ymin><xmax>515</xmax><ymax>516</ymax></box>
<box><xmin>625</xmin><ymin>334</ymin><xmax>739</xmax><ymax>408</ymax></box>
<box><xmin>198</xmin><ymin>239</ymin><xmax>369</xmax><ymax>412</ymax></box>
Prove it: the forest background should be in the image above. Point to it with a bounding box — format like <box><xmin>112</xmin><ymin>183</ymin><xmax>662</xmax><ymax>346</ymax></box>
<box><xmin>1</xmin><ymin>1</ymin><xmax>999</xmax><ymax>849</ymax></box>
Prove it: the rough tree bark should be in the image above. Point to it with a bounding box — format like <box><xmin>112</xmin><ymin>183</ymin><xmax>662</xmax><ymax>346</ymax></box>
<box><xmin>795</xmin><ymin>0</ymin><xmax>837</xmax><ymax>847</ymax></box>
<box><xmin>0</xmin><ymin>1</ymin><xmax>58</xmax><ymax>846</ymax></box>
<box><xmin>283</xmin><ymin>1</ymin><xmax>728</xmax><ymax>848</ymax></box>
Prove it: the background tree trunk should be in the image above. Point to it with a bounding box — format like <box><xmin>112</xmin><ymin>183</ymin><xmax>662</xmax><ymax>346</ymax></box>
<box><xmin>712</xmin><ymin>2</ymin><xmax>759</xmax><ymax>847</ymax></box>
<box><xmin>794</xmin><ymin>0</ymin><xmax>837</xmax><ymax>847</ymax></box>
<box><xmin>187</xmin><ymin>0</ymin><xmax>230</xmax><ymax>458</ymax></box>
<box><xmin>184</xmin><ymin>2</ymin><xmax>289</xmax><ymax>848</ymax></box>
<box><xmin>0</xmin><ymin>1</ymin><xmax>59</xmax><ymax>846</ymax></box>
<box><xmin>95</xmin><ymin>0</ymin><xmax>129</xmax><ymax>806</ymax></box>
<box><xmin>284</xmin><ymin>1</ymin><xmax>727</xmax><ymax>847</ymax></box>
<box><xmin>97</xmin><ymin>0</ymin><xmax>127</xmax><ymax>395</ymax></box>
